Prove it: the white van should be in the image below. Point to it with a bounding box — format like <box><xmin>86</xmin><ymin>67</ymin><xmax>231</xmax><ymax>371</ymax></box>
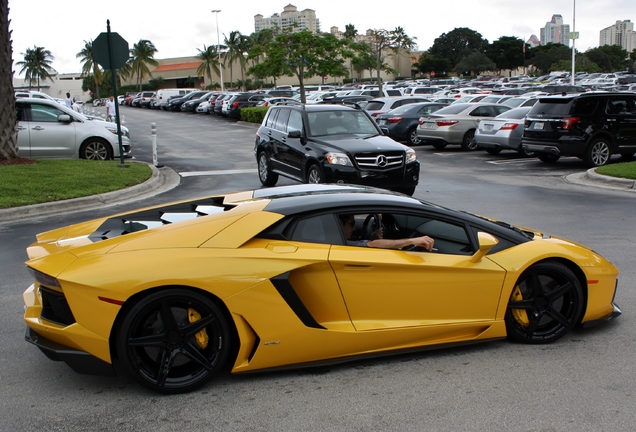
<box><xmin>155</xmin><ymin>88</ymin><xmax>196</xmax><ymax>109</ymax></box>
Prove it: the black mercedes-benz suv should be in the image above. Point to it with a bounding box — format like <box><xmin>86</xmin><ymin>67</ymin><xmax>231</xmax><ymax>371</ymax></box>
<box><xmin>254</xmin><ymin>104</ymin><xmax>420</xmax><ymax>195</ymax></box>
<box><xmin>521</xmin><ymin>92</ymin><xmax>636</xmax><ymax>167</ymax></box>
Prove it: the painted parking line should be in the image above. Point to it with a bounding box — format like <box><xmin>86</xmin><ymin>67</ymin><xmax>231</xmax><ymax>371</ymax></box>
<box><xmin>180</xmin><ymin>169</ymin><xmax>257</xmax><ymax>177</ymax></box>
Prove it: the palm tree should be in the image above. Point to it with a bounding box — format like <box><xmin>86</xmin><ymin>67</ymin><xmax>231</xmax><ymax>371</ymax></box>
<box><xmin>76</xmin><ymin>40</ymin><xmax>103</xmax><ymax>99</ymax></box>
<box><xmin>16</xmin><ymin>46</ymin><xmax>56</xmax><ymax>91</ymax></box>
<box><xmin>129</xmin><ymin>39</ymin><xmax>159</xmax><ymax>92</ymax></box>
<box><xmin>196</xmin><ymin>44</ymin><xmax>222</xmax><ymax>88</ymax></box>
<box><xmin>224</xmin><ymin>31</ymin><xmax>251</xmax><ymax>90</ymax></box>
<box><xmin>1</xmin><ymin>0</ymin><xmax>18</xmax><ymax>161</ymax></box>
<box><xmin>392</xmin><ymin>26</ymin><xmax>416</xmax><ymax>78</ymax></box>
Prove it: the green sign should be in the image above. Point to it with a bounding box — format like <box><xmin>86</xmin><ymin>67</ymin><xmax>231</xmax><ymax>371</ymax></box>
<box><xmin>93</xmin><ymin>31</ymin><xmax>129</xmax><ymax>70</ymax></box>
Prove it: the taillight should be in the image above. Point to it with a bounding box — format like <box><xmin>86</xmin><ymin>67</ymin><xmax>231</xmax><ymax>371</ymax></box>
<box><xmin>371</xmin><ymin>112</ymin><xmax>383</xmax><ymax>117</ymax></box>
<box><xmin>500</xmin><ymin>123</ymin><xmax>518</xmax><ymax>130</ymax></box>
<box><xmin>232</xmin><ymin>101</ymin><xmax>239</xmax><ymax>108</ymax></box>
<box><xmin>436</xmin><ymin>120</ymin><xmax>459</xmax><ymax>126</ymax></box>
<box><xmin>561</xmin><ymin>117</ymin><xmax>580</xmax><ymax>130</ymax></box>
<box><xmin>387</xmin><ymin>116</ymin><xmax>404</xmax><ymax>124</ymax></box>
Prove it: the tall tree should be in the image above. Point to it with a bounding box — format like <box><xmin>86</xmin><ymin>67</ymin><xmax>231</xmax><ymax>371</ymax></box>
<box><xmin>76</xmin><ymin>40</ymin><xmax>103</xmax><ymax>99</ymax></box>
<box><xmin>526</xmin><ymin>43</ymin><xmax>571</xmax><ymax>74</ymax></box>
<box><xmin>584</xmin><ymin>45</ymin><xmax>629</xmax><ymax>72</ymax></box>
<box><xmin>16</xmin><ymin>45</ymin><xmax>56</xmax><ymax>90</ymax></box>
<box><xmin>454</xmin><ymin>52</ymin><xmax>496</xmax><ymax>77</ymax></box>
<box><xmin>248</xmin><ymin>30</ymin><xmax>348</xmax><ymax>103</ymax></box>
<box><xmin>367</xmin><ymin>28</ymin><xmax>413</xmax><ymax>94</ymax></box>
<box><xmin>225</xmin><ymin>31</ymin><xmax>251</xmax><ymax>91</ymax></box>
<box><xmin>196</xmin><ymin>44</ymin><xmax>221</xmax><ymax>88</ymax></box>
<box><xmin>485</xmin><ymin>36</ymin><xmax>525</xmax><ymax>72</ymax></box>
<box><xmin>429</xmin><ymin>27</ymin><xmax>488</xmax><ymax>69</ymax></box>
<box><xmin>1</xmin><ymin>0</ymin><xmax>18</xmax><ymax>162</ymax></box>
<box><xmin>129</xmin><ymin>39</ymin><xmax>159</xmax><ymax>92</ymax></box>
<box><xmin>391</xmin><ymin>26</ymin><xmax>417</xmax><ymax>78</ymax></box>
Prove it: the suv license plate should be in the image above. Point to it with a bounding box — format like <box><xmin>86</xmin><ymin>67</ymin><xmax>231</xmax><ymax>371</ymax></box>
<box><xmin>534</xmin><ymin>122</ymin><xmax>544</xmax><ymax>130</ymax></box>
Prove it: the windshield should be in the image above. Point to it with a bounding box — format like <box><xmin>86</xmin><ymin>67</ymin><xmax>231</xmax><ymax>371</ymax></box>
<box><xmin>307</xmin><ymin>110</ymin><xmax>379</xmax><ymax>137</ymax></box>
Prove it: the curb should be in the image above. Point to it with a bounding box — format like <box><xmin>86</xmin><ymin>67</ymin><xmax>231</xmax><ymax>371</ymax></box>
<box><xmin>0</xmin><ymin>162</ymin><xmax>181</xmax><ymax>223</ymax></box>
<box><xmin>585</xmin><ymin>168</ymin><xmax>636</xmax><ymax>190</ymax></box>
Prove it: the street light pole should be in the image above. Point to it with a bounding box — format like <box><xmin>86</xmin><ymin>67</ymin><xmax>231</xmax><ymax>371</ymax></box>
<box><xmin>570</xmin><ymin>0</ymin><xmax>576</xmax><ymax>85</ymax></box>
<box><xmin>212</xmin><ymin>9</ymin><xmax>224</xmax><ymax>91</ymax></box>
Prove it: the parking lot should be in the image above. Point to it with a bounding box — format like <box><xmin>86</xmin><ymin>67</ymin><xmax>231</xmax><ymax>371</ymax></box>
<box><xmin>1</xmin><ymin>105</ymin><xmax>634</xmax><ymax>431</ymax></box>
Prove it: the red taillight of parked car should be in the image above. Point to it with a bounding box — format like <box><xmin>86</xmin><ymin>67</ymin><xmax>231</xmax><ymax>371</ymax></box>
<box><xmin>500</xmin><ymin>123</ymin><xmax>519</xmax><ymax>130</ymax></box>
<box><xmin>561</xmin><ymin>117</ymin><xmax>580</xmax><ymax>130</ymax></box>
<box><xmin>232</xmin><ymin>101</ymin><xmax>239</xmax><ymax>108</ymax></box>
<box><xmin>436</xmin><ymin>120</ymin><xmax>459</xmax><ymax>127</ymax></box>
<box><xmin>386</xmin><ymin>116</ymin><xmax>404</xmax><ymax>124</ymax></box>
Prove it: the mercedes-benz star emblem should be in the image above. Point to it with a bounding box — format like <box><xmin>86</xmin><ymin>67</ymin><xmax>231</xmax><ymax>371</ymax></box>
<box><xmin>376</xmin><ymin>155</ymin><xmax>388</xmax><ymax>167</ymax></box>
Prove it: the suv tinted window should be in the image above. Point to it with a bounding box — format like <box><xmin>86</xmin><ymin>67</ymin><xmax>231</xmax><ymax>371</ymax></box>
<box><xmin>288</xmin><ymin>110</ymin><xmax>303</xmax><ymax>133</ymax></box>
<box><xmin>531</xmin><ymin>98</ymin><xmax>575</xmax><ymax>115</ymax></box>
<box><xmin>273</xmin><ymin>108</ymin><xmax>290</xmax><ymax>131</ymax></box>
<box><xmin>571</xmin><ymin>97</ymin><xmax>599</xmax><ymax>115</ymax></box>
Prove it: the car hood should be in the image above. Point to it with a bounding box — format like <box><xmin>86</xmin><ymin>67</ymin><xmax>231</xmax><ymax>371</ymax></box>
<box><xmin>309</xmin><ymin>134</ymin><xmax>410</xmax><ymax>153</ymax></box>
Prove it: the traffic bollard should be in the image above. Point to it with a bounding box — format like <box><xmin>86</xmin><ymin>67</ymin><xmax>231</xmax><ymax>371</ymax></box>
<box><xmin>151</xmin><ymin>122</ymin><xmax>163</xmax><ymax>167</ymax></box>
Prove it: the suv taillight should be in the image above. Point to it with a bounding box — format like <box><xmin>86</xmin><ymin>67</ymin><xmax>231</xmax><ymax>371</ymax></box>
<box><xmin>232</xmin><ymin>101</ymin><xmax>239</xmax><ymax>108</ymax></box>
<box><xmin>561</xmin><ymin>117</ymin><xmax>580</xmax><ymax>130</ymax></box>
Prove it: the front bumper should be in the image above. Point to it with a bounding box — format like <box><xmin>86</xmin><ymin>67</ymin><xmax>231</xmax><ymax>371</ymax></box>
<box><xmin>322</xmin><ymin>161</ymin><xmax>420</xmax><ymax>190</ymax></box>
<box><xmin>25</xmin><ymin>327</ymin><xmax>115</xmax><ymax>376</ymax></box>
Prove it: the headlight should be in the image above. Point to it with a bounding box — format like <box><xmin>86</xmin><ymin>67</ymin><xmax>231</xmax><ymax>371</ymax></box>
<box><xmin>325</xmin><ymin>152</ymin><xmax>352</xmax><ymax>166</ymax></box>
<box><xmin>27</xmin><ymin>267</ymin><xmax>62</xmax><ymax>290</ymax></box>
<box><xmin>405</xmin><ymin>148</ymin><xmax>417</xmax><ymax>164</ymax></box>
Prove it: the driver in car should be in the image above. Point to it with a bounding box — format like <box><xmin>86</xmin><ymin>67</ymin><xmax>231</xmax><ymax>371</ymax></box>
<box><xmin>339</xmin><ymin>215</ymin><xmax>435</xmax><ymax>251</ymax></box>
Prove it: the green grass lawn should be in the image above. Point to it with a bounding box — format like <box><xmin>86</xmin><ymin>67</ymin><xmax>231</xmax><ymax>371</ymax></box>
<box><xmin>596</xmin><ymin>160</ymin><xmax>636</xmax><ymax>180</ymax></box>
<box><xmin>0</xmin><ymin>159</ymin><xmax>152</xmax><ymax>209</ymax></box>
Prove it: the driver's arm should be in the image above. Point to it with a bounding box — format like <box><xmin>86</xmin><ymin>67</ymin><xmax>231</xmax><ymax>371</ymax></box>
<box><xmin>367</xmin><ymin>235</ymin><xmax>434</xmax><ymax>251</ymax></box>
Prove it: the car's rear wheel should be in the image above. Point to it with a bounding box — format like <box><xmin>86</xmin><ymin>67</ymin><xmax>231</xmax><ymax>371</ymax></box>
<box><xmin>116</xmin><ymin>289</ymin><xmax>233</xmax><ymax>394</ymax></box>
<box><xmin>80</xmin><ymin>138</ymin><xmax>112</xmax><ymax>160</ymax></box>
<box><xmin>584</xmin><ymin>137</ymin><xmax>611</xmax><ymax>167</ymax></box>
<box><xmin>505</xmin><ymin>261</ymin><xmax>584</xmax><ymax>344</ymax></box>
<box><xmin>306</xmin><ymin>164</ymin><xmax>323</xmax><ymax>184</ymax></box>
<box><xmin>258</xmin><ymin>151</ymin><xmax>278</xmax><ymax>186</ymax></box>
<box><xmin>538</xmin><ymin>153</ymin><xmax>560</xmax><ymax>163</ymax></box>
<box><xmin>461</xmin><ymin>129</ymin><xmax>477</xmax><ymax>151</ymax></box>
<box><xmin>431</xmin><ymin>142</ymin><xmax>447</xmax><ymax>150</ymax></box>
<box><xmin>486</xmin><ymin>148</ymin><xmax>502</xmax><ymax>155</ymax></box>
<box><xmin>406</xmin><ymin>127</ymin><xmax>421</xmax><ymax>146</ymax></box>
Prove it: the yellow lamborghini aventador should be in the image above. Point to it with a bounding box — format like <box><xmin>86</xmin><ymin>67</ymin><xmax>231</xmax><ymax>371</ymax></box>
<box><xmin>23</xmin><ymin>184</ymin><xmax>621</xmax><ymax>393</ymax></box>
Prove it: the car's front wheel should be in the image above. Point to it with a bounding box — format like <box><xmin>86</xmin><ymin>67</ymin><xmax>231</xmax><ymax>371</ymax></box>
<box><xmin>584</xmin><ymin>137</ymin><xmax>612</xmax><ymax>167</ymax></box>
<box><xmin>505</xmin><ymin>261</ymin><xmax>584</xmax><ymax>344</ymax></box>
<box><xmin>80</xmin><ymin>138</ymin><xmax>112</xmax><ymax>160</ymax></box>
<box><xmin>258</xmin><ymin>151</ymin><xmax>278</xmax><ymax>186</ymax></box>
<box><xmin>306</xmin><ymin>164</ymin><xmax>323</xmax><ymax>184</ymax></box>
<box><xmin>116</xmin><ymin>289</ymin><xmax>234</xmax><ymax>394</ymax></box>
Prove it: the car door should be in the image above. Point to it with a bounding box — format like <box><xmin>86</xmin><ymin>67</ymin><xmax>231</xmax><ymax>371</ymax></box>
<box><xmin>17</xmin><ymin>101</ymin><xmax>77</xmax><ymax>158</ymax></box>
<box><xmin>272</xmin><ymin>109</ymin><xmax>306</xmax><ymax>180</ymax></box>
<box><xmin>606</xmin><ymin>96</ymin><xmax>636</xmax><ymax>152</ymax></box>
<box><xmin>329</xmin><ymin>211</ymin><xmax>506</xmax><ymax>332</ymax></box>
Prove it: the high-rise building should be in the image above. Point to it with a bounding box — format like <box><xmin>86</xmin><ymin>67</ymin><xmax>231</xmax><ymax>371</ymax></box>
<box><xmin>254</xmin><ymin>4</ymin><xmax>320</xmax><ymax>34</ymax></box>
<box><xmin>540</xmin><ymin>14</ymin><xmax>570</xmax><ymax>46</ymax></box>
<box><xmin>599</xmin><ymin>20</ymin><xmax>636</xmax><ymax>52</ymax></box>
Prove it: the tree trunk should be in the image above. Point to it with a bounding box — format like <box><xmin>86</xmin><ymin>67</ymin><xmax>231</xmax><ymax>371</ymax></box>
<box><xmin>0</xmin><ymin>0</ymin><xmax>19</xmax><ymax>161</ymax></box>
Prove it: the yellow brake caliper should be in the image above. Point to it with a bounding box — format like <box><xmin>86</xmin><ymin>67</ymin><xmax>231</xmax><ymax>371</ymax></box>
<box><xmin>511</xmin><ymin>286</ymin><xmax>530</xmax><ymax>327</ymax></box>
<box><xmin>188</xmin><ymin>308</ymin><xmax>209</xmax><ymax>349</ymax></box>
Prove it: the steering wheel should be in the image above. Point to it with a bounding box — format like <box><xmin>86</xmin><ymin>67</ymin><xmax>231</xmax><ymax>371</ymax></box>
<box><xmin>362</xmin><ymin>214</ymin><xmax>383</xmax><ymax>240</ymax></box>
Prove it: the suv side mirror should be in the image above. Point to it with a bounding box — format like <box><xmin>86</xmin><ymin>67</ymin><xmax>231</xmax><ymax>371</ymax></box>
<box><xmin>288</xmin><ymin>129</ymin><xmax>302</xmax><ymax>138</ymax></box>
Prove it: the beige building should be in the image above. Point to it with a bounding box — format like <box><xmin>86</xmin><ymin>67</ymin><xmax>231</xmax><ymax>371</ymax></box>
<box><xmin>599</xmin><ymin>20</ymin><xmax>636</xmax><ymax>52</ymax></box>
<box><xmin>255</xmin><ymin>4</ymin><xmax>320</xmax><ymax>34</ymax></box>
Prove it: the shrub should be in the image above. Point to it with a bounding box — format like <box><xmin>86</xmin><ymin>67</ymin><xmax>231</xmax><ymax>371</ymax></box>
<box><xmin>241</xmin><ymin>107</ymin><xmax>269</xmax><ymax>123</ymax></box>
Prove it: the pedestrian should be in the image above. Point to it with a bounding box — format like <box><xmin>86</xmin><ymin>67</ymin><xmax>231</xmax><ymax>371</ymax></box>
<box><xmin>106</xmin><ymin>95</ymin><xmax>116</xmax><ymax>122</ymax></box>
<box><xmin>64</xmin><ymin>93</ymin><xmax>73</xmax><ymax>108</ymax></box>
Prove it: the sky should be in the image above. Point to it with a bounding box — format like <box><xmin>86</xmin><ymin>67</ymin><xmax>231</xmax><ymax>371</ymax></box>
<box><xmin>8</xmin><ymin>0</ymin><xmax>634</xmax><ymax>77</ymax></box>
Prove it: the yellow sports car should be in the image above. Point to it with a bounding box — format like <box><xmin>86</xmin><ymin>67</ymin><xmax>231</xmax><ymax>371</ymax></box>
<box><xmin>23</xmin><ymin>184</ymin><xmax>621</xmax><ymax>393</ymax></box>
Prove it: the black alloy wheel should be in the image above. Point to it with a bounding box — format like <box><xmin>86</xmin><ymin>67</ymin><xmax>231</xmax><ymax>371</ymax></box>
<box><xmin>116</xmin><ymin>289</ymin><xmax>233</xmax><ymax>394</ymax></box>
<box><xmin>258</xmin><ymin>151</ymin><xmax>278</xmax><ymax>186</ymax></box>
<box><xmin>505</xmin><ymin>261</ymin><xmax>584</xmax><ymax>344</ymax></box>
<box><xmin>584</xmin><ymin>137</ymin><xmax>611</xmax><ymax>167</ymax></box>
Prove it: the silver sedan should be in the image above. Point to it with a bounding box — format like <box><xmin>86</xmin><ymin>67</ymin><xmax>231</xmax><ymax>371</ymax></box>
<box><xmin>416</xmin><ymin>103</ymin><xmax>510</xmax><ymax>150</ymax></box>
<box><xmin>474</xmin><ymin>107</ymin><xmax>534</xmax><ymax>157</ymax></box>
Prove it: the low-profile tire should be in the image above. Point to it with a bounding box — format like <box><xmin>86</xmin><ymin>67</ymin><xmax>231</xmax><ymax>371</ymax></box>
<box><xmin>431</xmin><ymin>142</ymin><xmax>447</xmax><ymax>150</ymax></box>
<box><xmin>584</xmin><ymin>137</ymin><xmax>611</xmax><ymax>167</ymax></box>
<box><xmin>460</xmin><ymin>129</ymin><xmax>478</xmax><ymax>151</ymax></box>
<box><xmin>486</xmin><ymin>148</ymin><xmax>502</xmax><ymax>155</ymax></box>
<box><xmin>406</xmin><ymin>127</ymin><xmax>421</xmax><ymax>146</ymax></box>
<box><xmin>80</xmin><ymin>138</ymin><xmax>113</xmax><ymax>160</ymax></box>
<box><xmin>505</xmin><ymin>261</ymin><xmax>584</xmax><ymax>344</ymax></box>
<box><xmin>257</xmin><ymin>151</ymin><xmax>278</xmax><ymax>186</ymax></box>
<box><xmin>116</xmin><ymin>288</ymin><xmax>233</xmax><ymax>394</ymax></box>
<box><xmin>306</xmin><ymin>163</ymin><xmax>323</xmax><ymax>184</ymax></box>
<box><xmin>538</xmin><ymin>153</ymin><xmax>560</xmax><ymax>163</ymax></box>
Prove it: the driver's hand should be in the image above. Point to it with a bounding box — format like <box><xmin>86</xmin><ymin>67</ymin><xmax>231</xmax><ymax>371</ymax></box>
<box><xmin>413</xmin><ymin>235</ymin><xmax>435</xmax><ymax>251</ymax></box>
<box><xmin>371</xmin><ymin>228</ymin><xmax>383</xmax><ymax>240</ymax></box>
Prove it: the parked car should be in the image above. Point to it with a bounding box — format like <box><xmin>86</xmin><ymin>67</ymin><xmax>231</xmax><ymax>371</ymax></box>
<box><xmin>474</xmin><ymin>107</ymin><xmax>534</xmax><ymax>156</ymax></box>
<box><xmin>375</xmin><ymin>102</ymin><xmax>449</xmax><ymax>145</ymax></box>
<box><xmin>521</xmin><ymin>92</ymin><xmax>636</xmax><ymax>167</ymax></box>
<box><xmin>257</xmin><ymin>97</ymin><xmax>300</xmax><ymax>107</ymax></box>
<box><xmin>364</xmin><ymin>96</ymin><xmax>430</xmax><ymax>117</ymax></box>
<box><xmin>212</xmin><ymin>93</ymin><xmax>233</xmax><ymax>115</ymax></box>
<box><xmin>23</xmin><ymin>183</ymin><xmax>620</xmax><ymax>393</ymax></box>
<box><xmin>16</xmin><ymin>98</ymin><xmax>132</xmax><ymax>160</ymax></box>
<box><xmin>139</xmin><ymin>92</ymin><xmax>156</xmax><ymax>108</ymax></box>
<box><xmin>417</xmin><ymin>103</ymin><xmax>511</xmax><ymax>150</ymax></box>
<box><xmin>156</xmin><ymin>88</ymin><xmax>197</xmax><ymax>110</ymax></box>
<box><xmin>166</xmin><ymin>91</ymin><xmax>209</xmax><ymax>111</ymax></box>
<box><xmin>225</xmin><ymin>93</ymin><xmax>269</xmax><ymax>119</ymax></box>
<box><xmin>254</xmin><ymin>104</ymin><xmax>420</xmax><ymax>195</ymax></box>
<box><xmin>181</xmin><ymin>92</ymin><xmax>216</xmax><ymax>113</ymax></box>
